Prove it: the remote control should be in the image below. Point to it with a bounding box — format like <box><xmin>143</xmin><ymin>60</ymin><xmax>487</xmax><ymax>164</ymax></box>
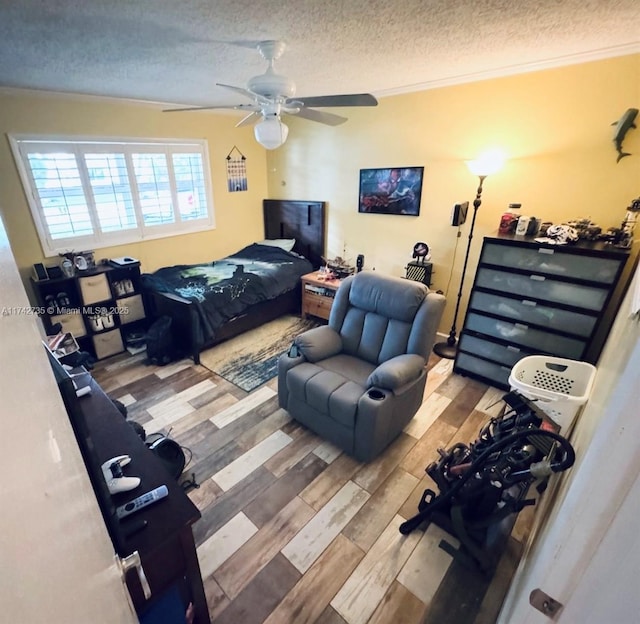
<box><xmin>116</xmin><ymin>485</ymin><xmax>168</xmax><ymax>520</ymax></box>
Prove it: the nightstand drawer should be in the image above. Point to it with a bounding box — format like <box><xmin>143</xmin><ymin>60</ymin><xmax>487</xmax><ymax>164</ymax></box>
<box><xmin>79</xmin><ymin>273</ymin><xmax>111</xmax><ymax>305</ymax></box>
<box><xmin>117</xmin><ymin>294</ymin><xmax>145</xmax><ymax>324</ymax></box>
<box><xmin>92</xmin><ymin>329</ymin><xmax>124</xmax><ymax>359</ymax></box>
<box><xmin>301</xmin><ymin>272</ymin><xmax>341</xmax><ymax>321</ymax></box>
<box><xmin>304</xmin><ymin>292</ymin><xmax>333</xmax><ymax>320</ymax></box>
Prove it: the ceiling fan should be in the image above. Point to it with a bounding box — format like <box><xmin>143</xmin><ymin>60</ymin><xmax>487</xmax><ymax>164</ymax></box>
<box><xmin>163</xmin><ymin>40</ymin><xmax>378</xmax><ymax>149</ymax></box>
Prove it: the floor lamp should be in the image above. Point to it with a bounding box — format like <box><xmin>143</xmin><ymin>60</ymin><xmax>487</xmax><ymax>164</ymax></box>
<box><xmin>433</xmin><ymin>150</ymin><xmax>505</xmax><ymax>359</ymax></box>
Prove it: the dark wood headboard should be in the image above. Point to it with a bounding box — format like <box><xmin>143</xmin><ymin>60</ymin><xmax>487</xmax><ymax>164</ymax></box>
<box><xmin>263</xmin><ymin>199</ymin><xmax>326</xmax><ymax>269</ymax></box>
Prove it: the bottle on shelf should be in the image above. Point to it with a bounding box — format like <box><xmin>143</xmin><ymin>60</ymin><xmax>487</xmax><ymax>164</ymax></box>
<box><xmin>499</xmin><ymin>203</ymin><xmax>521</xmax><ymax>235</ymax></box>
<box><xmin>515</xmin><ymin>215</ymin><xmax>530</xmax><ymax>236</ymax></box>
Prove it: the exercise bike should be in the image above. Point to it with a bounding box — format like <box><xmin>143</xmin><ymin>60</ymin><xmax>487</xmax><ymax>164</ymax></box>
<box><xmin>399</xmin><ymin>391</ymin><xmax>575</xmax><ymax>574</ymax></box>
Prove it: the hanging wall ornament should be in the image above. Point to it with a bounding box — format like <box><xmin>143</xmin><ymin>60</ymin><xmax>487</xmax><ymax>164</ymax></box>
<box><xmin>226</xmin><ymin>146</ymin><xmax>248</xmax><ymax>192</ymax></box>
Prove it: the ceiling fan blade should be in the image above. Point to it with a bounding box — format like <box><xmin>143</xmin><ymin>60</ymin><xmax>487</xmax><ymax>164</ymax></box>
<box><xmin>235</xmin><ymin>111</ymin><xmax>260</xmax><ymax>127</ymax></box>
<box><xmin>288</xmin><ymin>107</ymin><xmax>348</xmax><ymax>126</ymax></box>
<box><xmin>163</xmin><ymin>103</ymin><xmax>261</xmax><ymax>113</ymax></box>
<box><xmin>216</xmin><ymin>82</ymin><xmax>256</xmax><ymax>99</ymax></box>
<box><xmin>216</xmin><ymin>82</ymin><xmax>270</xmax><ymax>105</ymax></box>
<box><xmin>226</xmin><ymin>39</ymin><xmax>267</xmax><ymax>50</ymax></box>
<box><xmin>163</xmin><ymin>105</ymin><xmax>226</xmax><ymax>112</ymax></box>
<box><xmin>287</xmin><ymin>93</ymin><xmax>378</xmax><ymax>108</ymax></box>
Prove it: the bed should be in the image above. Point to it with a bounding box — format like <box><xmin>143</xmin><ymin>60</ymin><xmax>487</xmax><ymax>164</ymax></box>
<box><xmin>142</xmin><ymin>199</ymin><xmax>326</xmax><ymax>364</ymax></box>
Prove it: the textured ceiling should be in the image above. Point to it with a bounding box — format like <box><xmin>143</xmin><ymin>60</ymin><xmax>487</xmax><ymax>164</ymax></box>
<box><xmin>0</xmin><ymin>0</ymin><xmax>638</xmax><ymax>108</ymax></box>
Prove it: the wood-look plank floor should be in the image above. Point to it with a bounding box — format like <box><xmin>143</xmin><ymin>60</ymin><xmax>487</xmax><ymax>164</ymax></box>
<box><xmin>94</xmin><ymin>348</ymin><xmax>526</xmax><ymax>624</ymax></box>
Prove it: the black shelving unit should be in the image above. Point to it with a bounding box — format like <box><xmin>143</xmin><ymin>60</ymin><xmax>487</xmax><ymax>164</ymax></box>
<box><xmin>32</xmin><ymin>263</ymin><xmax>148</xmax><ymax>359</ymax></box>
<box><xmin>453</xmin><ymin>235</ymin><xmax>629</xmax><ymax>389</ymax></box>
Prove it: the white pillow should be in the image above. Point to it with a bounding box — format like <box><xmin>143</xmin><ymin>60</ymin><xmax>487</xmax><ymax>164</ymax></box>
<box><xmin>257</xmin><ymin>238</ymin><xmax>296</xmax><ymax>252</ymax></box>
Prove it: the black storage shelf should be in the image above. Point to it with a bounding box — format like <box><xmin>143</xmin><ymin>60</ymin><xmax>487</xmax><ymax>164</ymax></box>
<box><xmin>32</xmin><ymin>263</ymin><xmax>148</xmax><ymax>360</ymax></box>
<box><xmin>453</xmin><ymin>235</ymin><xmax>629</xmax><ymax>390</ymax></box>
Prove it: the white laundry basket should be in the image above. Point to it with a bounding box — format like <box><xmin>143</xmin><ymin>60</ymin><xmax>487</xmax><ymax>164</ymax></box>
<box><xmin>508</xmin><ymin>355</ymin><xmax>597</xmax><ymax>431</ymax></box>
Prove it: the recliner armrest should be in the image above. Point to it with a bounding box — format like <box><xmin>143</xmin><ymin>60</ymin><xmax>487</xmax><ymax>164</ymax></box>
<box><xmin>366</xmin><ymin>354</ymin><xmax>426</xmax><ymax>390</ymax></box>
<box><xmin>295</xmin><ymin>325</ymin><xmax>343</xmax><ymax>362</ymax></box>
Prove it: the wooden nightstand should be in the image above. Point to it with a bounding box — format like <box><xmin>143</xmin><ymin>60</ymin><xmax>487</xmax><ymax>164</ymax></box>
<box><xmin>301</xmin><ymin>271</ymin><xmax>342</xmax><ymax>320</ymax></box>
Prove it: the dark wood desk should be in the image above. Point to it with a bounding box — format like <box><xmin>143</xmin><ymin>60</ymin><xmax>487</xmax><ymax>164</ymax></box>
<box><xmin>77</xmin><ymin>373</ymin><xmax>210</xmax><ymax>623</ymax></box>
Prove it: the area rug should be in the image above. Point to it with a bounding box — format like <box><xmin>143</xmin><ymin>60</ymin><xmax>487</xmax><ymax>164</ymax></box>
<box><xmin>198</xmin><ymin>314</ymin><xmax>320</xmax><ymax>392</ymax></box>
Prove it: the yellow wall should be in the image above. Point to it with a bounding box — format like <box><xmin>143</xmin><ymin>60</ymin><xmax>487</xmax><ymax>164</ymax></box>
<box><xmin>267</xmin><ymin>54</ymin><xmax>640</xmax><ymax>332</ymax></box>
<box><xmin>0</xmin><ymin>55</ymin><xmax>638</xmax><ymax>334</ymax></box>
<box><xmin>0</xmin><ymin>91</ymin><xmax>270</xmax><ymax>289</ymax></box>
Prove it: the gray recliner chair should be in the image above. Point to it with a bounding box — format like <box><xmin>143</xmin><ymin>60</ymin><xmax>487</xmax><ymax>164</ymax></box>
<box><xmin>278</xmin><ymin>271</ymin><xmax>446</xmax><ymax>462</ymax></box>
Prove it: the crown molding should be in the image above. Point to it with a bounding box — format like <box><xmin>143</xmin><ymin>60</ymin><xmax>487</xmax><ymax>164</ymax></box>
<box><xmin>374</xmin><ymin>43</ymin><xmax>640</xmax><ymax>98</ymax></box>
<box><xmin>0</xmin><ymin>86</ymin><xmax>234</xmax><ymax>113</ymax></box>
<box><xmin>2</xmin><ymin>43</ymin><xmax>638</xmax><ymax>106</ymax></box>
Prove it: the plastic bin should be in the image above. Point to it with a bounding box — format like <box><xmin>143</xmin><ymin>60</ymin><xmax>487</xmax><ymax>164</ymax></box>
<box><xmin>508</xmin><ymin>355</ymin><xmax>597</xmax><ymax>431</ymax></box>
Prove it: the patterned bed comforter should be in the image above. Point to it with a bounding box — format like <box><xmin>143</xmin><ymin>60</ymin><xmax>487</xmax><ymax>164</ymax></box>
<box><xmin>142</xmin><ymin>243</ymin><xmax>313</xmax><ymax>342</ymax></box>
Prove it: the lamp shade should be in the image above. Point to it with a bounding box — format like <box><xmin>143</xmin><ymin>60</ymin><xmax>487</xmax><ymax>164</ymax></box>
<box><xmin>254</xmin><ymin>117</ymin><xmax>289</xmax><ymax>150</ymax></box>
<box><xmin>466</xmin><ymin>148</ymin><xmax>505</xmax><ymax>177</ymax></box>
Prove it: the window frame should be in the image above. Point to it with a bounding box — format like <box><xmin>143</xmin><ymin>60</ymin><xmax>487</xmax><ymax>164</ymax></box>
<box><xmin>9</xmin><ymin>134</ymin><xmax>216</xmax><ymax>257</ymax></box>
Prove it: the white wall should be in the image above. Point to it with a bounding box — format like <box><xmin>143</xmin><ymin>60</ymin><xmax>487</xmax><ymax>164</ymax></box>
<box><xmin>0</xmin><ymin>213</ymin><xmax>137</xmax><ymax>623</ymax></box>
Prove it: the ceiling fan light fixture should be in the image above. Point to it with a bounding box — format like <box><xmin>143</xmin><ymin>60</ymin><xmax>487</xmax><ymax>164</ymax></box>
<box><xmin>163</xmin><ymin>41</ymin><xmax>377</xmax><ymax>141</ymax></box>
<box><xmin>254</xmin><ymin>116</ymin><xmax>289</xmax><ymax>149</ymax></box>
